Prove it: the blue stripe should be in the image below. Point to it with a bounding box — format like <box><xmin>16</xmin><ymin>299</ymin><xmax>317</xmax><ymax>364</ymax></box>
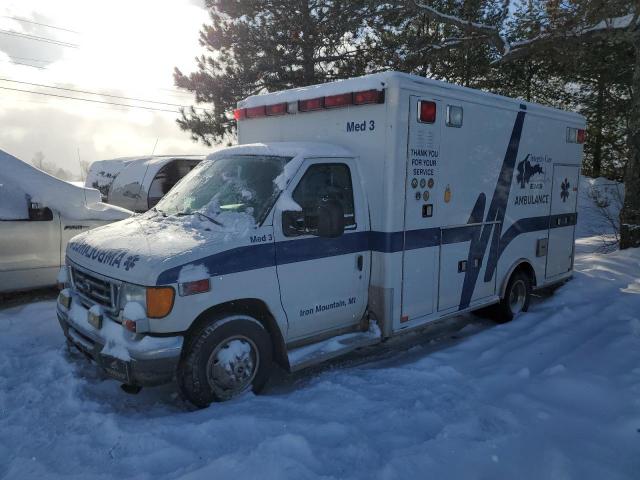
<box><xmin>459</xmin><ymin>111</ymin><xmax>527</xmax><ymax>310</ymax></box>
<box><xmin>275</xmin><ymin>232</ymin><xmax>370</xmax><ymax>264</ymax></box>
<box><xmin>404</xmin><ymin>228</ymin><xmax>441</xmax><ymax>250</ymax></box>
<box><xmin>156</xmin><ymin>210</ymin><xmax>573</xmax><ymax>285</ymax></box>
<box><xmin>368</xmin><ymin>231</ymin><xmax>404</xmax><ymax>253</ymax></box>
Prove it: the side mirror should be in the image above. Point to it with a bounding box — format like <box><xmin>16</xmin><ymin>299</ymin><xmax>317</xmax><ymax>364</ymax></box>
<box><xmin>28</xmin><ymin>204</ymin><xmax>53</xmax><ymax>221</ymax></box>
<box><xmin>316</xmin><ymin>200</ymin><xmax>344</xmax><ymax>238</ymax></box>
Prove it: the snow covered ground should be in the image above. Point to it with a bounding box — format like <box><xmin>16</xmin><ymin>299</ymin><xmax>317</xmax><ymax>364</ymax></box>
<box><xmin>1</xmin><ymin>178</ymin><xmax>639</xmax><ymax>480</ymax></box>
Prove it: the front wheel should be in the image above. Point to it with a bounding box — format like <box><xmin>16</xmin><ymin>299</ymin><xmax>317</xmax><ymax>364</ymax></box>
<box><xmin>493</xmin><ymin>270</ymin><xmax>532</xmax><ymax>323</ymax></box>
<box><xmin>178</xmin><ymin>315</ymin><xmax>273</xmax><ymax>408</ymax></box>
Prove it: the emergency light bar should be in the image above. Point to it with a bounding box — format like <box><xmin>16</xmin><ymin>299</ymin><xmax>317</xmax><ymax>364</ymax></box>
<box><xmin>234</xmin><ymin>88</ymin><xmax>384</xmax><ymax>121</ymax></box>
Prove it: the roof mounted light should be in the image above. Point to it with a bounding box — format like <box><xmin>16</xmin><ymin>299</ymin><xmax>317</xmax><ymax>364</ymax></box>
<box><xmin>245</xmin><ymin>105</ymin><xmax>266</xmax><ymax>118</ymax></box>
<box><xmin>235</xmin><ymin>88</ymin><xmax>386</xmax><ymax>121</ymax></box>
<box><xmin>353</xmin><ymin>89</ymin><xmax>384</xmax><ymax>105</ymax></box>
<box><xmin>298</xmin><ymin>97</ymin><xmax>324</xmax><ymax>112</ymax></box>
<box><xmin>324</xmin><ymin>92</ymin><xmax>353</xmax><ymax>109</ymax></box>
<box><xmin>265</xmin><ymin>102</ymin><xmax>288</xmax><ymax>116</ymax></box>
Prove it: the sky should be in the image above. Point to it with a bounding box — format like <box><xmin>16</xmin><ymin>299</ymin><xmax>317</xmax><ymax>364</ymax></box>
<box><xmin>0</xmin><ymin>0</ymin><xmax>211</xmax><ymax>178</ymax></box>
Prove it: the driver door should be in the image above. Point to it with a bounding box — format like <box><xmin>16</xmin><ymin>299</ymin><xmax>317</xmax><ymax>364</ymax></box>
<box><xmin>273</xmin><ymin>158</ymin><xmax>370</xmax><ymax>342</ymax></box>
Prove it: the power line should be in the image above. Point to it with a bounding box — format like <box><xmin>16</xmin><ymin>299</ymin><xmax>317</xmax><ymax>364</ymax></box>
<box><xmin>1</xmin><ymin>15</ymin><xmax>79</xmax><ymax>34</ymax></box>
<box><xmin>0</xmin><ymin>29</ymin><xmax>79</xmax><ymax>48</ymax></box>
<box><xmin>0</xmin><ymin>77</ymin><xmax>207</xmax><ymax>110</ymax></box>
<box><xmin>3</xmin><ymin>60</ymin><xmax>46</xmax><ymax>69</ymax></box>
<box><xmin>0</xmin><ymin>85</ymin><xmax>182</xmax><ymax>113</ymax></box>
<box><xmin>8</xmin><ymin>55</ymin><xmax>52</xmax><ymax>64</ymax></box>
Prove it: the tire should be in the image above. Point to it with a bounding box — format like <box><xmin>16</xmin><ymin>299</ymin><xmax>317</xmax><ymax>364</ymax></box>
<box><xmin>493</xmin><ymin>270</ymin><xmax>532</xmax><ymax>324</ymax></box>
<box><xmin>178</xmin><ymin>314</ymin><xmax>273</xmax><ymax>408</ymax></box>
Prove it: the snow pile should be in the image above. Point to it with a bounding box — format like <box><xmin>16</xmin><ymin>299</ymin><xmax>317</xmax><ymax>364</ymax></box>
<box><xmin>0</xmin><ymin>149</ymin><xmax>132</xmax><ymax>221</ymax></box>
<box><xmin>1</xmin><ymin>241</ymin><xmax>639</xmax><ymax>478</ymax></box>
<box><xmin>123</xmin><ymin>302</ymin><xmax>146</xmax><ymax>321</ymax></box>
<box><xmin>1</xmin><ymin>175</ymin><xmax>639</xmax><ymax>479</ymax></box>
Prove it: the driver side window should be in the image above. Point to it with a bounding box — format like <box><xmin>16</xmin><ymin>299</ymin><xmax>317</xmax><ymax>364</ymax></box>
<box><xmin>292</xmin><ymin>163</ymin><xmax>356</xmax><ymax>230</ymax></box>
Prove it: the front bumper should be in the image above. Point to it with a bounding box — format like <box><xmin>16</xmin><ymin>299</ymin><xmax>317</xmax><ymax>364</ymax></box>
<box><xmin>57</xmin><ymin>297</ymin><xmax>183</xmax><ymax>386</ymax></box>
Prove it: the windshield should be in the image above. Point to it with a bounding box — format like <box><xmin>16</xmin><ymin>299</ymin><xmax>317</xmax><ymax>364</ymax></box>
<box><xmin>155</xmin><ymin>155</ymin><xmax>291</xmax><ymax>223</ymax></box>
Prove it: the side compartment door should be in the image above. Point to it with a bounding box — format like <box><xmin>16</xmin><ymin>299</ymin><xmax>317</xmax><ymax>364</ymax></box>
<box><xmin>274</xmin><ymin>158</ymin><xmax>370</xmax><ymax>342</ymax></box>
<box><xmin>546</xmin><ymin>165</ymin><xmax>579</xmax><ymax>278</ymax></box>
<box><xmin>400</xmin><ymin>96</ymin><xmax>441</xmax><ymax>325</ymax></box>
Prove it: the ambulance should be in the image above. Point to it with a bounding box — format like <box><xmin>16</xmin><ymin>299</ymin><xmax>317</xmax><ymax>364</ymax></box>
<box><xmin>56</xmin><ymin>72</ymin><xmax>585</xmax><ymax>407</ymax></box>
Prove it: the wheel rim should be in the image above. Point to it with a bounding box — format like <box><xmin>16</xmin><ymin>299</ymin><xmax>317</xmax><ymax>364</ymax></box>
<box><xmin>509</xmin><ymin>279</ymin><xmax>527</xmax><ymax>315</ymax></box>
<box><xmin>206</xmin><ymin>335</ymin><xmax>260</xmax><ymax>399</ymax></box>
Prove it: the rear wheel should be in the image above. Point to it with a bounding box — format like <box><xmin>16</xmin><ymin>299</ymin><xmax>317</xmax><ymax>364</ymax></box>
<box><xmin>178</xmin><ymin>314</ymin><xmax>273</xmax><ymax>408</ymax></box>
<box><xmin>493</xmin><ymin>270</ymin><xmax>532</xmax><ymax>323</ymax></box>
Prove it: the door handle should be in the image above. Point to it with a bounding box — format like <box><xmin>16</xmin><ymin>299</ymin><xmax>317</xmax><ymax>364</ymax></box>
<box><xmin>356</xmin><ymin>254</ymin><xmax>363</xmax><ymax>271</ymax></box>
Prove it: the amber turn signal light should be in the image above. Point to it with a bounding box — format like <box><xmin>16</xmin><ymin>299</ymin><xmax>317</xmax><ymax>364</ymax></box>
<box><xmin>146</xmin><ymin>287</ymin><xmax>175</xmax><ymax>318</ymax></box>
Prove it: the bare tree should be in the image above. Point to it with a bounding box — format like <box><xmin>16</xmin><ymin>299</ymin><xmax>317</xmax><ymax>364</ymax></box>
<box><xmin>415</xmin><ymin>1</ymin><xmax>640</xmax><ymax>249</ymax></box>
<box><xmin>31</xmin><ymin>151</ymin><xmax>45</xmax><ymax>170</ymax></box>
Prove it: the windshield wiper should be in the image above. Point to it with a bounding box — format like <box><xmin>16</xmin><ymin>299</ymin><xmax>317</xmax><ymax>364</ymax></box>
<box><xmin>176</xmin><ymin>211</ymin><xmax>224</xmax><ymax>227</ymax></box>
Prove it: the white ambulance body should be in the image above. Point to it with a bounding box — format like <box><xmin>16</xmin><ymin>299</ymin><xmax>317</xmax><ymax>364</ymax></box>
<box><xmin>56</xmin><ymin>72</ymin><xmax>584</xmax><ymax>407</ymax></box>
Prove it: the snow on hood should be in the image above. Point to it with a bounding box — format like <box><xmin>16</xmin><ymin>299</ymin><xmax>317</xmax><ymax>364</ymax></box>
<box><xmin>0</xmin><ymin>149</ymin><xmax>132</xmax><ymax>221</ymax></box>
<box><xmin>66</xmin><ymin>209</ymin><xmax>256</xmax><ymax>285</ymax></box>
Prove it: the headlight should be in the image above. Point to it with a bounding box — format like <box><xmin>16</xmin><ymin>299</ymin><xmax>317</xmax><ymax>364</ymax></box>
<box><xmin>119</xmin><ymin>283</ymin><xmax>175</xmax><ymax>319</ymax></box>
<box><xmin>119</xmin><ymin>283</ymin><xmax>146</xmax><ymax>310</ymax></box>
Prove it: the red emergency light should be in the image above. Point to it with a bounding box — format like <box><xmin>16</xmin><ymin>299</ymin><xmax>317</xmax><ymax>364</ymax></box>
<box><xmin>353</xmin><ymin>89</ymin><xmax>383</xmax><ymax>105</ymax></box>
<box><xmin>419</xmin><ymin>100</ymin><xmax>437</xmax><ymax>123</ymax></box>
<box><xmin>246</xmin><ymin>105</ymin><xmax>266</xmax><ymax>118</ymax></box>
<box><xmin>235</xmin><ymin>88</ymin><xmax>385</xmax><ymax>121</ymax></box>
<box><xmin>324</xmin><ymin>92</ymin><xmax>353</xmax><ymax>108</ymax></box>
<box><xmin>298</xmin><ymin>97</ymin><xmax>324</xmax><ymax>112</ymax></box>
<box><xmin>266</xmin><ymin>102</ymin><xmax>288</xmax><ymax>116</ymax></box>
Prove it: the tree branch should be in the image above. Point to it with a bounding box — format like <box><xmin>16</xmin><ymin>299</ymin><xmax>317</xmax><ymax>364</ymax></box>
<box><xmin>415</xmin><ymin>1</ymin><xmax>640</xmax><ymax>62</ymax></box>
<box><xmin>414</xmin><ymin>1</ymin><xmax>507</xmax><ymax>52</ymax></box>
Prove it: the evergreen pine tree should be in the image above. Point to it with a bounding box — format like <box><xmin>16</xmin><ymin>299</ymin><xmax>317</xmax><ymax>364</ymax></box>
<box><xmin>174</xmin><ymin>0</ymin><xmax>372</xmax><ymax>145</ymax></box>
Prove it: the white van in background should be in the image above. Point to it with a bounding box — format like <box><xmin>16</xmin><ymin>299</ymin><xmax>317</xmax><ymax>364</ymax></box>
<box><xmin>0</xmin><ymin>150</ymin><xmax>131</xmax><ymax>294</ymax></box>
<box><xmin>86</xmin><ymin>155</ymin><xmax>203</xmax><ymax>212</ymax></box>
<box><xmin>56</xmin><ymin>72</ymin><xmax>585</xmax><ymax>407</ymax></box>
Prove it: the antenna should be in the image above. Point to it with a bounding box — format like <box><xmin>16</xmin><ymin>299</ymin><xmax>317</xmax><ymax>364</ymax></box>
<box><xmin>77</xmin><ymin>147</ymin><xmax>84</xmax><ymax>182</ymax></box>
<box><xmin>151</xmin><ymin>137</ymin><xmax>159</xmax><ymax>155</ymax></box>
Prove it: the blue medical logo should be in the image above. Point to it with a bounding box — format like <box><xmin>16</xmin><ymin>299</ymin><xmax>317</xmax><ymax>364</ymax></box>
<box><xmin>516</xmin><ymin>154</ymin><xmax>544</xmax><ymax>188</ymax></box>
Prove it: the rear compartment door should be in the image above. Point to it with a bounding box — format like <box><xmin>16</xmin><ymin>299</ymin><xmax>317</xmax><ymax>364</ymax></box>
<box><xmin>400</xmin><ymin>96</ymin><xmax>441</xmax><ymax>325</ymax></box>
<box><xmin>546</xmin><ymin>164</ymin><xmax>579</xmax><ymax>278</ymax></box>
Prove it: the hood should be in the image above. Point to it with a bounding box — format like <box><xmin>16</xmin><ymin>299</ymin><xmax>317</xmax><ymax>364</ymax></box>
<box><xmin>66</xmin><ymin>210</ymin><xmax>258</xmax><ymax>286</ymax></box>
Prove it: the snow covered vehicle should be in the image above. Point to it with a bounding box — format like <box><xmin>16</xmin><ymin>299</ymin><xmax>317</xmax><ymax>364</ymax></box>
<box><xmin>86</xmin><ymin>155</ymin><xmax>203</xmax><ymax>212</ymax></box>
<box><xmin>0</xmin><ymin>150</ymin><xmax>132</xmax><ymax>294</ymax></box>
<box><xmin>56</xmin><ymin>72</ymin><xmax>585</xmax><ymax>407</ymax></box>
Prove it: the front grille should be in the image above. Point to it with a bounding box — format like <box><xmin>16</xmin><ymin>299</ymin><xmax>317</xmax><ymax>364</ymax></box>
<box><xmin>70</xmin><ymin>265</ymin><xmax>120</xmax><ymax>314</ymax></box>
